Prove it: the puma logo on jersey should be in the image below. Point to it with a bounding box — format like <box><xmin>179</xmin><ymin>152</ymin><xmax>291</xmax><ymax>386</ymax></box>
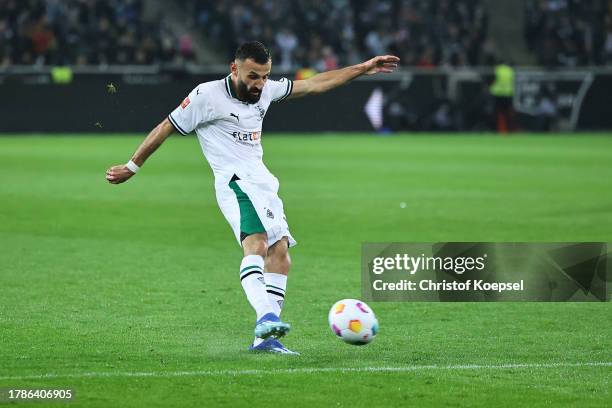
<box><xmin>230</xmin><ymin>113</ymin><xmax>239</xmax><ymax>122</ymax></box>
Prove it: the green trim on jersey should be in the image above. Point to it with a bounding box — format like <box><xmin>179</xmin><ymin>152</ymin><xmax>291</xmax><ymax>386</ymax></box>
<box><xmin>225</xmin><ymin>75</ymin><xmax>239</xmax><ymax>100</ymax></box>
<box><xmin>229</xmin><ymin>179</ymin><xmax>266</xmax><ymax>236</ymax></box>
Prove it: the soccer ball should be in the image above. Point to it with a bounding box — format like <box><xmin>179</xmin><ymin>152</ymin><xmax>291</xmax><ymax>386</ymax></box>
<box><xmin>328</xmin><ymin>299</ymin><xmax>378</xmax><ymax>345</ymax></box>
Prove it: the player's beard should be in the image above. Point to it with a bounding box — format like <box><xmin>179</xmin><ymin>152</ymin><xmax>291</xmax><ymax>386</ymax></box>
<box><xmin>237</xmin><ymin>78</ymin><xmax>262</xmax><ymax>103</ymax></box>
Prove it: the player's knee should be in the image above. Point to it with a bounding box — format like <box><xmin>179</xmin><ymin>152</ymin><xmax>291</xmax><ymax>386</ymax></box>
<box><xmin>252</xmin><ymin>241</ymin><xmax>268</xmax><ymax>257</ymax></box>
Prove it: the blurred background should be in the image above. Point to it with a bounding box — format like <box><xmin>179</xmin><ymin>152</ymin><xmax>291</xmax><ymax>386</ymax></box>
<box><xmin>1</xmin><ymin>0</ymin><xmax>612</xmax><ymax>133</ymax></box>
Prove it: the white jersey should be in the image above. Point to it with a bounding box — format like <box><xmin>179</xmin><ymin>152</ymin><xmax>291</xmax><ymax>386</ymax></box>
<box><xmin>168</xmin><ymin>74</ymin><xmax>293</xmax><ymax>185</ymax></box>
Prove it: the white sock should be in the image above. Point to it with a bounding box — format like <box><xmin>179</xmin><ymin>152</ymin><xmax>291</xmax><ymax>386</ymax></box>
<box><xmin>252</xmin><ymin>273</ymin><xmax>288</xmax><ymax>347</ymax></box>
<box><xmin>265</xmin><ymin>273</ymin><xmax>287</xmax><ymax>316</ymax></box>
<box><xmin>240</xmin><ymin>255</ymin><xmax>274</xmax><ymax>321</ymax></box>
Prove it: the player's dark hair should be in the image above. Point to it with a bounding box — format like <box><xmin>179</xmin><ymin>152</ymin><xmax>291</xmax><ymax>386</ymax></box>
<box><xmin>235</xmin><ymin>41</ymin><xmax>271</xmax><ymax>64</ymax></box>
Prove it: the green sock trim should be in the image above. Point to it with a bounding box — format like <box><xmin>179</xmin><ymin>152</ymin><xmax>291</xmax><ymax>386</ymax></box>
<box><xmin>266</xmin><ymin>284</ymin><xmax>285</xmax><ymax>292</ymax></box>
<box><xmin>240</xmin><ymin>265</ymin><xmax>263</xmax><ymax>274</ymax></box>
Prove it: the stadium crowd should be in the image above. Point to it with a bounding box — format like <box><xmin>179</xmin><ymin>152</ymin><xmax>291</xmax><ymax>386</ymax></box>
<box><xmin>0</xmin><ymin>0</ymin><xmax>191</xmax><ymax>66</ymax></box>
<box><xmin>524</xmin><ymin>0</ymin><xmax>612</xmax><ymax>66</ymax></box>
<box><xmin>187</xmin><ymin>0</ymin><xmax>490</xmax><ymax>70</ymax></box>
<box><xmin>4</xmin><ymin>0</ymin><xmax>612</xmax><ymax>69</ymax></box>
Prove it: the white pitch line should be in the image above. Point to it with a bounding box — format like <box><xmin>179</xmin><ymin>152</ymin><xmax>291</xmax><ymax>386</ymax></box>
<box><xmin>0</xmin><ymin>362</ymin><xmax>610</xmax><ymax>381</ymax></box>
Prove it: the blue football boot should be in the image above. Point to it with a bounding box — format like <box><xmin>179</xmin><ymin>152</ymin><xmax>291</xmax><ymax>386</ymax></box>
<box><xmin>254</xmin><ymin>312</ymin><xmax>290</xmax><ymax>339</ymax></box>
<box><xmin>249</xmin><ymin>338</ymin><xmax>300</xmax><ymax>355</ymax></box>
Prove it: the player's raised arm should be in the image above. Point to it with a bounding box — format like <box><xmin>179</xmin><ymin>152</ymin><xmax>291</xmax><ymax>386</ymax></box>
<box><xmin>105</xmin><ymin>117</ymin><xmax>175</xmax><ymax>184</ymax></box>
<box><xmin>289</xmin><ymin>55</ymin><xmax>399</xmax><ymax>99</ymax></box>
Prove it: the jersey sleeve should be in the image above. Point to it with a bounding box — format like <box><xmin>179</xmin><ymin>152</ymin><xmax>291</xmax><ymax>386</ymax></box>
<box><xmin>168</xmin><ymin>85</ymin><xmax>214</xmax><ymax>135</ymax></box>
<box><xmin>268</xmin><ymin>77</ymin><xmax>293</xmax><ymax>103</ymax></box>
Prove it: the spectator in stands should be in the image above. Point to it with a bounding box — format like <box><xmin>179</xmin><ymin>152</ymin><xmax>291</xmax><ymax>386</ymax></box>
<box><xmin>30</xmin><ymin>15</ymin><xmax>56</xmax><ymax>65</ymax></box>
<box><xmin>316</xmin><ymin>46</ymin><xmax>339</xmax><ymax>71</ymax></box>
<box><xmin>275</xmin><ymin>28</ymin><xmax>298</xmax><ymax>71</ymax></box>
<box><xmin>416</xmin><ymin>47</ymin><xmax>436</xmax><ymax>69</ymax></box>
<box><xmin>365</xmin><ymin>28</ymin><xmax>393</xmax><ymax>56</ymax></box>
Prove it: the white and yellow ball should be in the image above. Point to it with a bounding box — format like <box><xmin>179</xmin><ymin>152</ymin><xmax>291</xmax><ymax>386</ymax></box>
<box><xmin>328</xmin><ymin>299</ymin><xmax>378</xmax><ymax>345</ymax></box>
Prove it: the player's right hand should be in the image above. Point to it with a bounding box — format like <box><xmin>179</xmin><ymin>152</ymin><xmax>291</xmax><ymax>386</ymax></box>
<box><xmin>105</xmin><ymin>165</ymin><xmax>134</xmax><ymax>184</ymax></box>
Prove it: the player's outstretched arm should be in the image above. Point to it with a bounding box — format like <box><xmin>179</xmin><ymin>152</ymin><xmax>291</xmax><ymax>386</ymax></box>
<box><xmin>289</xmin><ymin>55</ymin><xmax>399</xmax><ymax>99</ymax></box>
<box><xmin>105</xmin><ymin>117</ymin><xmax>175</xmax><ymax>184</ymax></box>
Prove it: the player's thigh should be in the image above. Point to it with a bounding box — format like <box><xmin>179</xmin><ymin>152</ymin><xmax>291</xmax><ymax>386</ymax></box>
<box><xmin>215</xmin><ymin>183</ymin><xmax>241</xmax><ymax>239</ymax></box>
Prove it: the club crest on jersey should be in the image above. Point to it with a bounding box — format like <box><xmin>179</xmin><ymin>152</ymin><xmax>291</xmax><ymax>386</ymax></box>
<box><xmin>255</xmin><ymin>104</ymin><xmax>266</xmax><ymax>121</ymax></box>
<box><xmin>180</xmin><ymin>96</ymin><xmax>190</xmax><ymax>109</ymax></box>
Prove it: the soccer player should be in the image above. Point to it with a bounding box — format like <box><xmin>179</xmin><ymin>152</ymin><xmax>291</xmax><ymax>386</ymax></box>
<box><xmin>106</xmin><ymin>41</ymin><xmax>399</xmax><ymax>354</ymax></box>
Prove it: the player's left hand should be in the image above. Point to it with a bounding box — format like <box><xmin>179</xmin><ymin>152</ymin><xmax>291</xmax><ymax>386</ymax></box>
<box><xmin>105</xmin><ymin>165</ymin><xmax>135</xmax><ymax>184</ymax></box>
<box><xmin>363</xmin><ymin>55</ymin><xmax>400</xmax><ymax>75</ymax></box>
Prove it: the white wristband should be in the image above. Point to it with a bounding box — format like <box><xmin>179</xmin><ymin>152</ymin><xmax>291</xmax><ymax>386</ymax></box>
<box><xmin>126</xmin><ymin>160</ymin><xmax>140</xmax><ymax>173</ymax></box>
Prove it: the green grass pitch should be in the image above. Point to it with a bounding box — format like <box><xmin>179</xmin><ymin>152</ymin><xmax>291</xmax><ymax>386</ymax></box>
<box><xmin>0</xmin><ymin>133</ymin><xmax>610</xmax><ymax>407</ymax></box>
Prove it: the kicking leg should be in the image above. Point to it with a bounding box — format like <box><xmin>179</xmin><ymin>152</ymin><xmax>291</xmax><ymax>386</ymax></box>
<box><xmin>240</xmin><ymin>233</ymin><xmax>274</xmax><ymax>320</ymax></box>
<box><xmin>251</xmin><ymin>237</ymin><xmax>298</xmax><ymax>354</ymax></box>
<box><xmin>241</xmin><ymin>233</ymin><xmax>290</xmax><ymax>342</ymax></box>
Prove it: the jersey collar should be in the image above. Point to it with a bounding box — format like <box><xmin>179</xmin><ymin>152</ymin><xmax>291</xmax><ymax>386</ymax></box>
<box><xmin>225</xmin><ymin>75</ymin><xmax>240</xmax><ymax>100</ymax></box>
